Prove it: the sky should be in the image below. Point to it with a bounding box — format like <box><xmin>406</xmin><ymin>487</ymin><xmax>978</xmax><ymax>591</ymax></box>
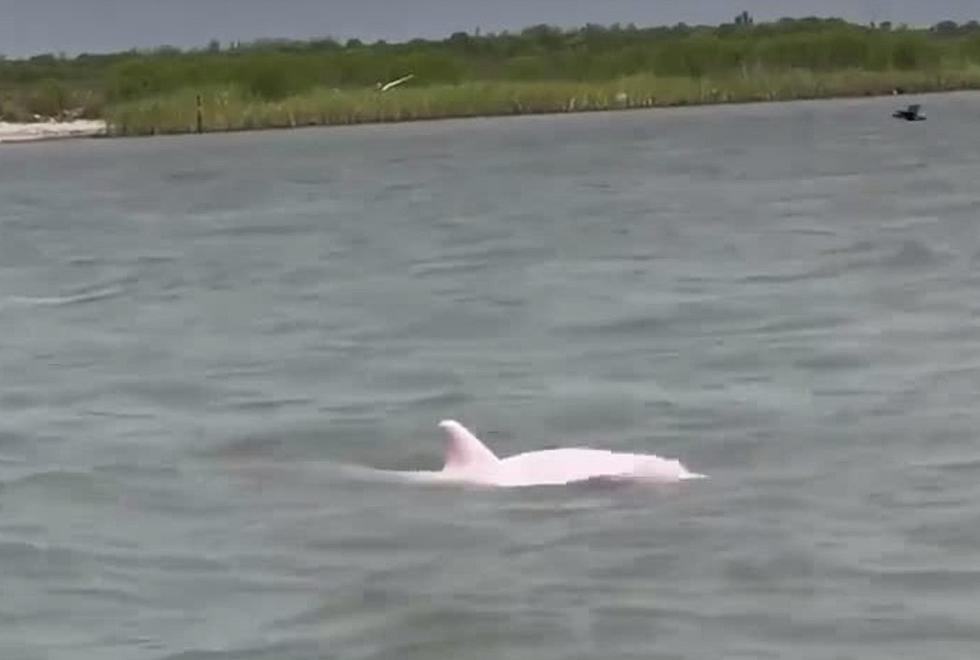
<box><xmin>2</xmin><ymin>0</ymin><xmax>978</xmax><ymax>58</ymax></box>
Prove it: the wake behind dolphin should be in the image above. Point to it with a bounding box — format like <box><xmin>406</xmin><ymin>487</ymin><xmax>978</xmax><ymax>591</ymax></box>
<box><xmin>365</xmin><ymin>420</ymin><xmax>705</xmax><ymax>488</ymax></box>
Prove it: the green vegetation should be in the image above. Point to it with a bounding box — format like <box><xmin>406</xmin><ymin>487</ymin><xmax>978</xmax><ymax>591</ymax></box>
<box><xmin>3</xmin><ymin>16</ymin><xmax>980</xmax><ymax>134</ymax></box>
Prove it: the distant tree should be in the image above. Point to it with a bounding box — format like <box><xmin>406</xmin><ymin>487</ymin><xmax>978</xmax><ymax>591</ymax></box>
<box><xmin>308</xmin><ymin>37</ymin><xmax>341</xmax><ymax>50</ymax></box>
<box><xmin>734</xmin><ymin>11</ymin><xmax>754</xmax><ymax>27</ymax></box>
<box><xmin>27</xmin><ymin>78</ymin><xmax>69</xmax><ymax>117</ymax></box>
<box><xmin>521</xmin><ymin>24</ymin><xmax>564</xmax><ymax>47</ymax></box>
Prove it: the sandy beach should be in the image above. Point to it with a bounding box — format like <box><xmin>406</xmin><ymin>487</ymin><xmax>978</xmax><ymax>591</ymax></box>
<box><xmin>0</xmin><ymin>119</ymin><xmax>107</xmax><ymax>143</ymax></box>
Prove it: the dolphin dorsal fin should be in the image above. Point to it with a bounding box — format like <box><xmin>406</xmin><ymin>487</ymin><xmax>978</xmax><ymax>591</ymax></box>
<box><xmin>439</xmin><ymin>420</ymin><xmax>499</xmax><ymax>470</ymax></box>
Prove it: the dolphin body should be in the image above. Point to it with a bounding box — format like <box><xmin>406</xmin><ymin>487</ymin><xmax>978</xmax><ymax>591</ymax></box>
<box><xmin>378</xmin><ymin>420</ymin><xmax>706</xmax><ymax>488</ymax></box>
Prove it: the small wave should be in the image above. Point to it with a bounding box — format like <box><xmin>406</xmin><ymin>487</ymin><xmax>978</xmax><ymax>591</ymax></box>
<box><xmin>881</xmin><ymin>215</ymin><xmax>941</xmax><ymax>231</ymax></box>
<box><xmin>739</xmin><ymin>269</ymin><xmax>822</xmax><ymax>285</ymax></box>
<box><xmin>847</xmin><ymin>566</ymin><xmax>980</xmax><ymax>591</ymax></box>
<box><xmin>749</xmin><ymin>314</ymin><xmax>848</xmax><ymax>335</ymax></box>
<box><xmin>378</xmin><ymin>181</ymin><xmax>419</xmax><ymax>193</ymax></box>
<box><xmin>879</xmin><ymin>239</ymin><xmax>944</xmax><ymax>270</ymax></box>
<box><xmin>2</xmin><ymin>286</ymin><xmax>125</xmax><ymax>308</ymax></box>
<box><xmin>1</xmin><ymin>274</ymin><xmax>135</xmax><ymax>310</ymax></box>
<box><xmin>133</xmin><ymin>253</ymin><xmax>179</xmax><ymax>265</ymax></box>
<box><xmin>401</xmin><ymin>389</ymin><xmax>471</xmax><ymax>409</ymax></box>
<box><xmin>164</xmin><ymin>168</ymin><xmax>220</xmax><ymax>183</ymax></box>
<box><xmin>557</xmin><ymin>313</ymin><xmax>666</xmax><ymax>337</ymax></box>
<box><xmin>794</xmin><ymin>351</ymin><xmax>869</xmax><ymax>371</ymax></box>
<box><xmin>787</xmin><ymin>226</ymin><xmax>837</xmax><ymax>237</ymax></box>
<box><xmin>410</xmin><ymin>258</ymin><xmax>492</xmax><ymax>278</ymax></box>
<box><xmin>201</xmin><ymin>425</ymin><xmax>333</xmax><ymax>461</ymax></box>
<box><xmin>0</xmin><ymin>539</ymin><xmax>80</xmax><ymax>569</ymax></box>
<box><xmin>806</xmin><ymin>238</ymin><xmax>944</xmax><ymax>278</ymax></box>
<box><xmin>316</xmin><ymin>396</ymin><xmax>377</xmax><ymax>410</ymax></box>
<box><xmin>201</xmin><ymin>222</ymin><xmax>317</xmax><ymax>238</ymax></box>
<box><xmin>1</xmin><ymin>469</ymin><xmax>105</xmax><ymax>494</ymax></box>
<box><xmin>822</xmin><ymin>239</ymin><xmax>877</xmax><ymax>256</ymax></box>
<box><xmin>67</xmin><ymin>255</ymin><xmax>108</xmax><ymax>266</ymax></box>
<box><xmin>160</xmin><ymin>640</ymin><xmax>313</xmax><ymax>660</ymax></box>
<box><xmin>0</xmin><ymin>429</ymin><xmax>30</xmax><ymax>448</ymax></box>
<box><xmin>228</xmin><ymin>396</ymin><xmax>315</xmax><ymax>412</ymax></box>
<box><xmin>48</xmin><ymin>585</ymin><xmax>145</xmax><ymax>606</ymax></box>
<box><xmin>410</xmin><ymin>245</ymin><xmax>544</xmax><ymax>278</ymax></box>
<box><xmin>450</xmin><ymin>293</ymin><xmax>525</xmax><ymax>308</ymax></box>
<box><xmin>917</xmin><ymin>456</ymin><xmax>980</xmax><ymax>472</ymax></box>
<box><xmin>82</xmin><ymin>409</ymin><xmax>158</xmax><ymax>420</ymax></box>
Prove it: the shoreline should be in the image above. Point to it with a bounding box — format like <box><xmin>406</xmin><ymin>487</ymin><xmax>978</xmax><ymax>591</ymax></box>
<box><xmin>0</xmin><ymin>119</ymin><xmax>107</xmax><ymax>144</ymax></box>
<box><xmin>4</xmin><ymin>17</ymin><xmax>980</xmax><ymax>144</ymax></box>
<box><xmin>4</xmin><ymin>82</ymin><xmax>979</xmax><ymax>144</ymax></box>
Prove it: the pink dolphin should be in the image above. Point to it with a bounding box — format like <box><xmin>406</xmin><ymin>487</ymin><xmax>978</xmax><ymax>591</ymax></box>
<box><xmin>386</xmin><ymin>420</ymin><xmax>705</xmax><ymax>488</ymax></box>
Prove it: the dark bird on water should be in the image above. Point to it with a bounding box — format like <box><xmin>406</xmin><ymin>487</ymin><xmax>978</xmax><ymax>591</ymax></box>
<box><xmin>892</xmin><ymin>104</ymin><xmax>926</xmax><ymax>121</ymax></box>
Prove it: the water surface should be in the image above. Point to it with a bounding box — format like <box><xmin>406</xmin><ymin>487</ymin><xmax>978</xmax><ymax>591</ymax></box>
<box><xmin>3</xmin><ymin>92</ymin><xmax>980</xmax><ymax>659</ymax></box>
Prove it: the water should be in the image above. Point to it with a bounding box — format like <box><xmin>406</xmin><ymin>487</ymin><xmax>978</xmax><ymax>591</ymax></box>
<box><xmin>2</xmin><ymin>92</ymin><xmax>980</xmax><ymax>660</ymax></box>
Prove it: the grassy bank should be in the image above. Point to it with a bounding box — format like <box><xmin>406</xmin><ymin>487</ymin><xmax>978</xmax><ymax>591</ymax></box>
<box><xmin>4</xmin><ymin>16</ymin><xmax>980</xmax><ymax>133</ymax></box>
<box><xmin>104</xmin><ymin>67</ymin><xmax>980</xmax><ymax>136</ymax></box>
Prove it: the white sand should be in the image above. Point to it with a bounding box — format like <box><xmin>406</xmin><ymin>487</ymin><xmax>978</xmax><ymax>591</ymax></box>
<box><xmin>0</xmin><ymin>119</ymin><xmax>107</xmax><ymax>143</ymax></box>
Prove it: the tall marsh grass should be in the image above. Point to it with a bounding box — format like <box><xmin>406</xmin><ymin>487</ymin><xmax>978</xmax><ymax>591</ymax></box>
<box><xmin>104</xmin><ymin>66</ymin><xmax>980</xmax><ymax>136</ymax></box>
